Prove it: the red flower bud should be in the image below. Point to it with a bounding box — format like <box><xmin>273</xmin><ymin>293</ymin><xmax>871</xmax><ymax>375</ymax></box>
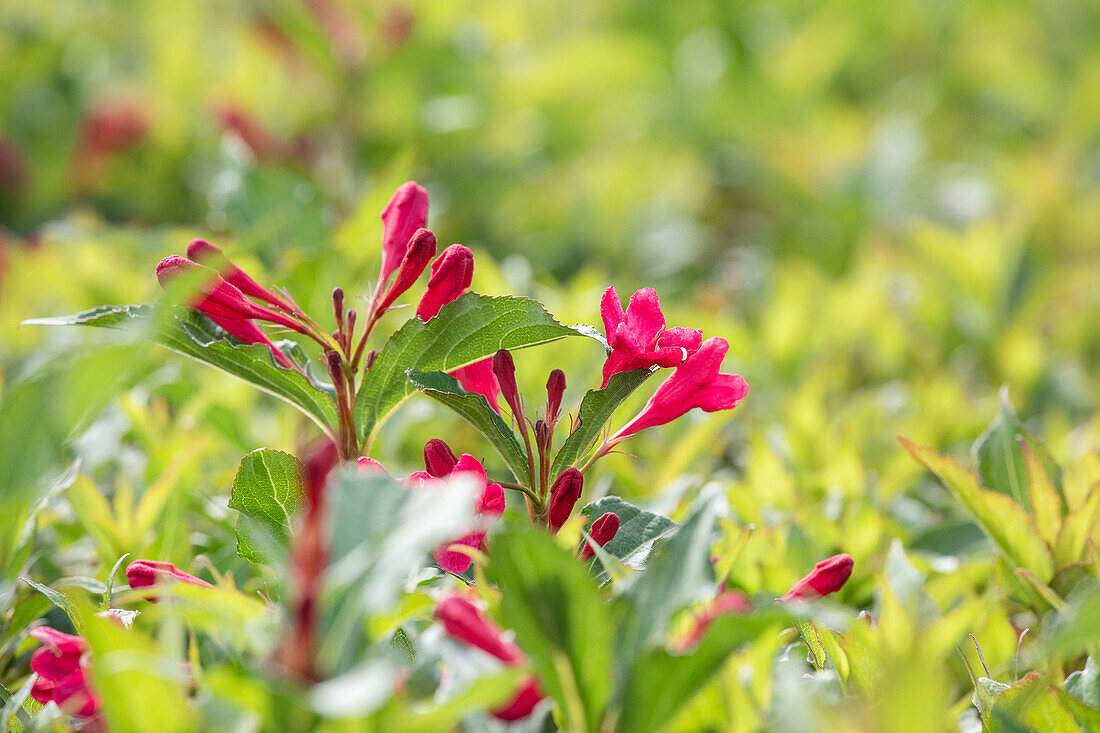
<box><xmin>376</xmin><ymin>228</ymin><xmax>437</xmax><ymax>311</ymax></box>
<box><xmin>380</xmin><ymin>182</ymin><xmax>429</xmax><ymax>286</ymax></box>
<box><xmin>156</xmin><ymin>255</ymin><xmax>306</xmax><ymax>334</ymax></box>
<box><xmin>126</xmin><ymin>560</ymin><xmax>213</xmax><ymax>602</ymax></box>
<box><xmin>423</xmin><ymin>438</ymin><xmax>459</xmax><ymax>477</ymax></box>
<box><xmin>416</xmin><ymin>244</ymin><xmax>473</xmax><ymax>321</ymax></box>
<box><xmin>781</xmin><ymin>553</ymin><xmax>854</xmax><ymax>602</ymax></box>
<box><xmin>492</xmin><ymin>349</ymin><xmax>522</xmax><ymax>418</ymax></box>
<box><xmin>435</xmin><ymin>595</ymin><xmax>524</xmax><ymax>664</ymax></box>
<box><xmin>546</xmin><ymin>369</ymin><xmax>566</xmax><ymax>423</ymax></box>
<box><xmin>186</xmin><ymin>239</ymin><xmax>295</xmax><ymax>312</ymax></box>
<box><xmin>28</xmin><ymin>627</ymin><xmax>101</xmax><ymax>723</ymax></box>
<box><xmin>580</xmin><ymin>512</ymin><xmax>620</xmax><ymax>559</ymax></box>
<box><xmin>547</xmin><ymin>468</ymin><xmax>584</xmax><ymax>532</ymax></box>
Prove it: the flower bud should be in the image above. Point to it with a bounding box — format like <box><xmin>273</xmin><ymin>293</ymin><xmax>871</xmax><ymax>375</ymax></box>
<box><xmin>380</xmin><ymin>182</ymin><xmax>430</xmax><ymax>286</ymax></box>
<box><xmin>546</xmin><ymin>369</ymin><xmax>566</xmax><ymax>423</ymax></box>
<box><xmin>376</xmin><ymin>228</ymin><xmax>437</xmax><ymax>311</ymax></box>
<box><xmin>187</xmin><ymin>239</ymin><xmax>294</xmax><ymax>312</ymax></box>
<box><xmin>493</xmin><ymin>349</ymin><xmax>522</xmax><ymax>418</ymax></box>
<box><xmin>580</xmin><ymin>512</ymin><xmax>620</xmax><ymax>559</ymax></box>
<box><xmin>332</xmin><ymin>287</ymin><xmax>344</xmax><ymax>322</ymax></box>
<box><xmin>535</xmin><ymin>419</ymin><xmax>550</xmax><ymax>454</ymax></box>
<box><xmin>780</xmin><ymin>553</ymin><xmax>854</xmax><ymax>602</ymax></box>
<box><xmin>435</xmin><ymin>595</ymin><xmax>523</xmax><ymax>664</ymax></box>
<box><xmin>416</xmin><ymin>244</ymin><xmax>473</xmax><ymax>321</ymax></box>
<box><xmin>424</xmin><ymin>438</ymin><xmax>459</xmax><ymax>477</ymax></box>
<box><xmin>547</xmin><ymin>468</ymin><xmax>584</xmax><ymax>532</ymax></box>
<box><xmin>126</xmin><ymin>560</ymin><xmax>214</xmax><ymax>599</ymax></box>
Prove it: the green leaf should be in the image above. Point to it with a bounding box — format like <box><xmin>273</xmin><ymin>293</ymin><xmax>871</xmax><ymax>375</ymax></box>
<box><xmin>972</xmin><ymin>389</ymin><xmax>1031</xmax><ymax>510</ymax></box>
<box><xmin>355</xmin><ymin>293</ymin><xmax>597</xmax><ymax>448</ymax></box>
<box><xmin>1066</xmin><ymin>657</ymin><xmax>1100</xmax><ymax>710</ymax></box>
<box><xmin>227</xmin><ymin>449</ymin><xmax>304</xmax><ymax>565</ymax></box>
<box><xmin>1024</xmin><ymin>442</ymin><xmax>1066</xmax><ymax>548</ymax></box>
<box><xmin>488</xmin><ymin>530</ymin><xmax>614</xmax><ymax>733</ymax></box>
<box><xmin>20</xmin><ymin>578</ymin><xmax>79</xmax><ymax>627</ymax></box>
<box><xmin>551</xmin><ymin>368</ymin><xmax>654</xmax><ymax>476</ymax></box>
<box><xmin>902</xmin><ymin>437</ymin><xmax>1054</xmax><ymax>581</ymax></box>
<box><xmin>617</xmin><ymin>609</ymin><xmax>790</xmax><ymax>733</ymax></box>
<box><xmin>579</xmin><ymin>496</ymin><xmax>677</xmax><ymax>576</ymax></box>
<box><xmin>616</xmin><ymin>489</ymin><xmax>723</xmax><ymax>661</ymax></box>
<box><xmin>1055</xmin><ymin>483</ymin><xmax>1100</xmax><ymax>567</ymax></box>
<box><xmin>406</xmin><ymin>369</ymin><xmax>528</xmax><ymax>482</ymax></box>
<box><xmin>318</xmin><ymin>468</ymin><xmax>479</xmax><ymax>676</ymax></box>
<box><xmin>29</xmin><ymin>305</ymin><xmax>339</xmax><ymax>435</ymax></box>
<box><xmin>0</xmin><ymin>675</ymin><xmax>36</xmax><ymax>731</ymax></box>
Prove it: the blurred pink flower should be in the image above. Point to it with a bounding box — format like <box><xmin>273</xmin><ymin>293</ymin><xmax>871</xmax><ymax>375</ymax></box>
<box><xmin>28</xmin><ymin>627</ymin><xmax>102</xmax><ymax>728</ymax></box>
<box><xmin>781</xmin><ymin>553</ymin><xmax>854</xmax><ymax>602</ymax></box>
<box><xmin>126</xmin><ymin>559</ymin><xmax>213</xmax><ymax>601</ymax></box>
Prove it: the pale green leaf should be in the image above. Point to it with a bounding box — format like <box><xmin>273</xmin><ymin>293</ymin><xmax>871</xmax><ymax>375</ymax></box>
<box><xmin>227</xmin><ymin>449</ymin><xmax>304</xmax><ymax>565</ymax></box>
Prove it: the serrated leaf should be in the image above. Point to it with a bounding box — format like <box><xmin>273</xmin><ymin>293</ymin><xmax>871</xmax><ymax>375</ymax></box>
<box><xmin>228</xmin><ymin>449</ymin><xmax>304</xmax><ymax>565</ymax></box>
<box><xmin>355</xmin><ymin>293</ymin><xmax>597</xmax><ymax>449</ymax></box>
<box><xmin>406</xmin><ymin>369</ymin><xmax>528</xmax><ymax>482</ymax></box>
<box><xmin>551</xmin><ymin>368</ymin><xmax>654</xmax><ymax>476</ymax></box>
<box><xmin>30</xmin><ymin>305</ymin><xmax>339</xmax><ymax>434</ymax></box>
<box><xmin>579</xmin><ymin>496</ymin><xmax>677</xmax><ymax>577</ymax></box>
<box><xmin>488</xmin><ymin>530</ymin><xmax>613</xmax><ymax>733</ymax></box>
<box><xmin>902</xmin><ymin>437</ymin><xmax>1054</xmax><ymax>581</ymax></box>
<box><xmin>617</xmin><ymin>609</ymin><xmax>790</xmax><ymax>733</ymax></box>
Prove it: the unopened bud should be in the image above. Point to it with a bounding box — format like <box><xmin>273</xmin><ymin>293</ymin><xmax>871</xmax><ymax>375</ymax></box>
<box><xmin>416</xmin><ymin>244</ymin><xmax>473</xmax><ymax>321</ymax></box>
<box><xmin>365</xmin><ymin>349</ymin><xmax>379</xmax><ymax>370</ymax></box>
<box><xmin>546</xmin><ymin>369</ymin><xmax>566</xmax><ymax>423</ymax></box>
<box><xmin>376</xmin><ymin>228</ymin><xmax>437</xmax><ymax>311</ymax></box>
<box><xmin>424</xmin><ymin>438</ymin><xmax>459</xmax><ymax>477</ymax></box>
<box><xmin>535</xmin><ymin>419</ymin><xmax>551</xmax><ymax>453</ymax></box>
<box><xmin>780</xmin><ymin>553</ymin><xmax>854</xmax><ymax>602</ymax></box>
<box><xmin>332</xmin><ymin>287</ymin><xmax>345</xmax><ymax>318</ymax></box>
<box><xmin>547</xmin><ymin>468</ymin><xmax>584</xmax><ymax>532</ymax></box>
<box><xmin>580</xmin><ymin>512</ymin><xmax>620</xmax><ymax>559</ymax></box>
<box><xmin>493</xmin><ymin>349</ymin><xmax>523</xmax><ymax>419</ymax></box>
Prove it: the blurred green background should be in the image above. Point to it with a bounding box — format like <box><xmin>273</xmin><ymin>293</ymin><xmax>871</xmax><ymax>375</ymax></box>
<box><xmin>2</xmin><ymin>1</ymin><xmax>1100</xmax><ymax>726</ymax></box>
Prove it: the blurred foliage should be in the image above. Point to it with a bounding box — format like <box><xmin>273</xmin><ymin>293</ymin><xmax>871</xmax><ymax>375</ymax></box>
<box><xmin>2</xmin><ymin>0</ymin><xmax>1100</xmax><ymax>731</ymax></box>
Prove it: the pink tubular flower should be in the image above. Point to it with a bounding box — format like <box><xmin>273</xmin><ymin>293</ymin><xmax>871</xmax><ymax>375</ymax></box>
<box><xmin>608</xmin><ymin>337</ymin><xmax>747</xmax><ymax>446</ymax></box>
<box><xmin>375</xmin><ymin>228</ymin><xmax>437</xmax><ymax>311</ymax></box>
<box><xmin>453</xmin><ymin>358</ymin><xmax>501</xmax><ymax>412</ymax></box>
<box><xmin>155</xmin><ymin>255</ymin><xmax>307</xmax><ymax>334</ymax></box>
<box><xmin>126</xmin><ymin>560</ymin><xmax>213</xmax><ymax>601</ymax></box>
<box><xmin>600</xmin><ymin>286</ymin><xmax>703</xmax><ymax>387</ymax></box>
<box><xmin>416</xmin><ymin>244</ymin><xmax>474</xmax><ymax>321</ymax></box>
<box><xmin>433</xmin><ymin>455</ymin><xmax>505</xmax><ymax>574</ymax></box>
<box><xmin>580</xmin><ymin>512</ymin><xmax>620</xmax><ymax>559</ymax></box>
<box><xmin>28</xmin><ymin>627</ymin><xmax>102</xmax><ymax>727</ymax></box>
<box><xmin>380</xmin><ymin>182</ymin><xmax>430</xmax><ymax>287</ymax></box>
<box><xmin>186</xmin><ymin>239</ymin><xmax>295</xmax><ymax>312</ymax></box>
<box><xmin>781</xmin><ymin>553</ymin><xmax>854</xmax><ymax>602</ymax></box>
<box><xmin>672</xmin><ymin>590</ymin><xmax>752</xmax><ymax>652</ymax></box>
<box><xmin>435</xmin><ymin>595</ymin><xmax>545</xmax><ymax>720</ymax></box>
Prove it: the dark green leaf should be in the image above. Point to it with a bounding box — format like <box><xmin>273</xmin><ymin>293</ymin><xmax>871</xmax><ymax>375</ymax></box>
<box><xmin>406</xmin><ymin>369</ymin><xmax>528</xmax><ymax>482</ymax></box>
<box><xmin>355</xmin><ymin>293</ymin><xmax>598</xmax><ymax>449</ymax></box>
<box><xmin>29</xmin><ymin>305</ymin><xmax>339</xmax><ymax>434</ymax></box>
<box><xmin>488</xmin><ymin>530</ymin><xmax>614</xmax><ymax>733</ymax></box>
<box><xmin>618</xmin><ymin>609</ymin><xmax>789</xmax><ymax>733</ymax></box>
<box><xmin>227</xmin><ymin>449</ymin><xmax>304</xmax><ymax>565</ymax></box>
<box><xmin>551</xmin><ymin>368</ymin><xmax>654</xmax><ymax>476</ymax></box>
<box><xmin>579</xmin><ymin>496</ymin><xmax>677</xmax><ymax>577</ymax></box>
<box><xmin>616</xmin><ymin>489</ymin><xmax>723</xmax><ymax>661</ymax></box>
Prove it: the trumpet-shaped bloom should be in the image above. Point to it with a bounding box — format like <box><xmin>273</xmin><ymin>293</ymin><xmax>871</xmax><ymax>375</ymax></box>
<box><xmin>186</xmin><ymin>239</ymin><xmax>294</xmax><ymax>312</ymax></box>
<box><xmin>29</xmin><ymin>627</ymin><xmax>101</xmax><ymax>726</ymax></box>
<box><xmin>600</xmin><ymin>286</ymin><xmax>702</xmax><ymax>387</ymax></box>
<box><xmin>380</xmin><ymin>182</ymin><xmax>429</xmax><ymax>286</ymax></box>
<box><xmin>435</xmin><ymin>595</ymin><xmax>544</xmax><ymax>720</ymax></box>
<box><xmin>781</xmin><ymin>553</ymin><xmax>854</xmax><ymax>602</ymax></box>
<box><xmin>610</xmin><ymin>337</ymin><xmax>747</xmax><ymax>444</ymax></box>
<box><xmin>453</xmin><ymin>359</ymin><xmax>501</xmax><ymax>412</ymax></box>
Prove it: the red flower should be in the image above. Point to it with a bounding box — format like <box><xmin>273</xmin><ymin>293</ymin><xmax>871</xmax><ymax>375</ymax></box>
<box><xmin>609</xmin><ymin>337</ymin><xmax>747</xmax><ymax>446</ymax></box>
<box><xmin>186</xmin><ymin>239</ymin><xmax>295</xmax><ymax>313</ymax></box>
<box><xmin>435</xmin><ymin>595</ymin><xmax>545</xmax><ymax>720</ymax></box>
<box><xmin>416</xmin><ymin>244</ymin><xmax>474</xmax><ymax>321</ymax></box>
<box><xmin>375</xmin><ymin>228</ymin><xmax>437</xmax><ymax>312</ymax></box>
<box><xmin>126</xmin><ymin>560</ymin><xmax>213</xmax><ymax>602</ymax></box>
<box><xmin>380</xmin><ymin>182</ymin><xmax>430</xmax><ymax>287</ymax></box>
<box><xmin>600</xmin><ymin>287</ymin><xmax>702</xmax><ymax>387</ymax></box>
<box><xmin>781</xmin><ymin>553</ymin><xmax>854</xmax><ymax>602</ymax></box>
<box><xmin>547</xmin><ymin>469</ymin><xmax>584</xmax><ymax>532</ymax></box>
<box><xmin>28</xmin><ymin>627</ymin><xmax>101</xmax><ymax>727</ymax></box>
<box><xmin>672</xmin><ymin>590</ymin><xmax>752</xmax><ymax>652</ymax></box>
<box><xmin>580</xmin><ymin>512</ymin><xmax>620</xmax><ymax>559</ymax></box>
<box><xmin>452</xmin><ymin>358</ymin><xmax>501</xmax><ymax>412</ymax></box>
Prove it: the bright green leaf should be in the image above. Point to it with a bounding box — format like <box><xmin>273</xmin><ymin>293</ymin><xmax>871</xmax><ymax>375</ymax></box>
<box><xmin>227</xmin><ymin>449</ymin><xmax>304</xmax><ymax>565</ymax></box>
